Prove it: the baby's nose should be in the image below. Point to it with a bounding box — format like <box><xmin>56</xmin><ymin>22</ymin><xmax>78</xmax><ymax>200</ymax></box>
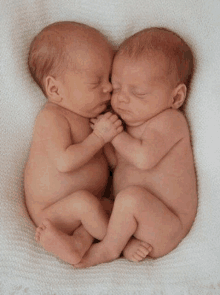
<box><xmin>103</xmin><ymin>81</ymin><xmax>113</xmax><ymax>93</ymax></box>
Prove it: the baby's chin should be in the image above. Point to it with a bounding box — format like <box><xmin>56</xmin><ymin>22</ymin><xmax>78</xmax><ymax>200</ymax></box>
<box><xmin>119</xmin><ymin>115</ymin><xmax>146</xmax><ymax>127</ymax></box>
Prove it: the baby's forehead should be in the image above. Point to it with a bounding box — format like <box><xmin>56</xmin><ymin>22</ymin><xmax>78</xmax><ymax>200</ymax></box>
<box><xmin>115</xmin><ymin>51</ymin><xmax>170</xmax><ymax>73</ymax></box>
<box><xmin>66</xmin><ymin>35</ymin><xmax>113</xmax><ymax>65</ymax></box>
<box><xmin>112</xmin><ymin>52</ymin><xmax>174</xmax><ymax>85</ymax></box>
<box><xmin>39</xmin><ymin>22</ymin><xmax>113</xmax><ymax>54</ymax></box>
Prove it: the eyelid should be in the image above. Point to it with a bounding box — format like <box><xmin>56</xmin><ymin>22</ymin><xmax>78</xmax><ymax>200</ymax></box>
<box><xmin>88</xmin><ymin>80</ymin><xmax>101</xmax><ymax>89</ymax></box>
<box><xmin>132</xmin><ymin>89</ymin><xmax>149</xmax><ymax>97</ymax></box>
<box><xmin>90</xmin><ymin>80</ymin><xmax>100</xmax><ymax>85</ymax></box>
<box><xmin>135</xmin><ymin>92</ymin><xmax>147</xmax><ymax>96</ymax></box>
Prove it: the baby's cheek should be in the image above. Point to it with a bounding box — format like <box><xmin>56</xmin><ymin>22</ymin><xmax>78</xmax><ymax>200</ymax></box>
<box><xmin>110</xmin><ymin>95</ymin><xmax>116</xmax><ymax>108</ymax></box>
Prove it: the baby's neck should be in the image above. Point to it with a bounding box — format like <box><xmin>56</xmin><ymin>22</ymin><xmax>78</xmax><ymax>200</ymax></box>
<box><xmin>45</xmin><ymin>102</ymin><xmax>90</xmax><ymax>122</ymax></box>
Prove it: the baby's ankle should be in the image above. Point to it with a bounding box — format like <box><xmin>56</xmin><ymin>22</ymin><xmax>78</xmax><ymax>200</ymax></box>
<box><xmin>101</xmin><ymin>241</ymin><xmax>121</xmax><ymax>260</ymax></box>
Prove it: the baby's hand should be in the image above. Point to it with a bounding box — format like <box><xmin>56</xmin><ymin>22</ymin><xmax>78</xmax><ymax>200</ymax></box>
<box><xmin>91</xmin><ymin>112</ymin><xmax>123</xmax><ymax>143</ymax></box>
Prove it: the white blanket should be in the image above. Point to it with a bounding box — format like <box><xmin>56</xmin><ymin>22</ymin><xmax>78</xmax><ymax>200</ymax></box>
<box><xmin>1</xmin><ymin>0</ymin><xmax>220</xmax><ymax>294</ymax></box>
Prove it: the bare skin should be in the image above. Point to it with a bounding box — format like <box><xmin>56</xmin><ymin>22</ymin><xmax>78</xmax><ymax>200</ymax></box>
<box><xmin>123</xmin><ymin>239</ymin><xmax>152</xmax><ymax>262</ymax></box>
<box><xmin>24</xmin><ymin>23</ymin><xmax>123</xmax><ymax>265</ymax></box>
<box><xmin>75</xmin><ymin>53</ymin><xmax>197</xmax><ymax>268</ymax></box>
<box><xmin>35</xmin><ymin>219</ymin><xmax>94</xmax><ymax>264</ymax></box>
<box><xmin>25</xmin><ymin>106</ymin><xmax>123</xmax><ymax>264</ymax></box>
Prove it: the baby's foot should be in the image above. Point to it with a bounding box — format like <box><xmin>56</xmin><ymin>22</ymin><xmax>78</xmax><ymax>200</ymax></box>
<box><xmin>123</xmin><ymin>238</ymin><xmax>152</xmax><ymax>262</ymax></box>
<box><xmin>74</xmin><ymin>241</ymin><xmax>118</xmax><ymax>268</ymax></box>
<box><xmin>35</xmin><ymin>219</ymin><xmax>92</xmax><ymax>265</ymax></box>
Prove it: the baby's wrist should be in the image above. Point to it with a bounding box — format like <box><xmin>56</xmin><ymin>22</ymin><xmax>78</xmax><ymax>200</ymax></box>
<box><xmin>111</xmin><ymin>131</ymin><xmax>123</xmax><ymax>144</ymax></box>
<box><xmin>93</xmin><ymin>130</ymin><xmax>105</xmax><ymax>145</ymax></box>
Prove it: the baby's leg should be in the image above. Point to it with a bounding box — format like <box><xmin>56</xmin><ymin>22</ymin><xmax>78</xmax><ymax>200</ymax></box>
<box><xmin>35</xmin><ymin>220</ymin><xmax>94</xmax><ymax>265</ymax></box>
<box><xmin>75</xmin><ymin>185</ymin><xmax>182</xmax><ymax>268</ymax></box>
<box><xmin>35</xmin><ymin>190</ymin><xmax>109</xmax><ymax>265</ymax></box>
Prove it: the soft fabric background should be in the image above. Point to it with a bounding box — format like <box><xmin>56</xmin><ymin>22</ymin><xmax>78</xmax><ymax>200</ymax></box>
<box><xmin>1</xmin><ymin>0</ymin><xmax>220</xmax><ymax>294</ymax></box>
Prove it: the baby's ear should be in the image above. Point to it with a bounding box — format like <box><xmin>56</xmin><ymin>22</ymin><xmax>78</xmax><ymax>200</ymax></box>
<box><xmin>171</xmin><ymin>83</ymin><xmax>187</xmax><ymax>109</ymax></box>
<box><xmin>45</xmin><ymin>76</ymin><xmax>63</xmax><ymax>103</ymax></box>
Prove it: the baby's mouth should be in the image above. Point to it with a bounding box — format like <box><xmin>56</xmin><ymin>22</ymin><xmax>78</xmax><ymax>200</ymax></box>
<box><xmin>117</xmin><ymin>107</ymin><xmax>131</xmax><ymax>114</ymax></box>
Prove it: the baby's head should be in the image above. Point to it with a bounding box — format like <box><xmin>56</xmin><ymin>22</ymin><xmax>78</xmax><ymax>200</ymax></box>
<box><xmin>28</xmin><ymin>21</ymin><xmax>113</xmax><ymax>117</ymax></box>
<box><xmin>111</xmin><ymin>27</ymin><xmax>194</xmax><ymax>126</ymax></box>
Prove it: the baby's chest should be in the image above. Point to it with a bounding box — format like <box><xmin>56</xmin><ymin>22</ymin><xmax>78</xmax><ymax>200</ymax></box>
<box><xmin>69</xmin><ymin>119</ymin><xmax>92</xmax><ymax>143</ymax></box>
<box><xmin>116</xmin><ymin>140</ymin><xmax>190</xmax><ymax>181</ymax></box>
<box><xmin>126</xmin><ymin>124</ymin><xmax>147</xmax><ymax>139</ymax></box>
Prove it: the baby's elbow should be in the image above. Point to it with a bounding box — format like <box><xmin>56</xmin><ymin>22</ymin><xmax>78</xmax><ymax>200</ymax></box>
<box><xmin>135</xmin><ymin>157</ymin><xmax>156</xmax><ymax>170</ymax></box>
<box><xmin>55</xmin><ymin>157</ymin><xmax>72</xmax><ymax>173</ymax></box>
<box><xmin>56</xmin><ymin>162</ymin><xmax>69</xmax><ymax>173</ymax></box>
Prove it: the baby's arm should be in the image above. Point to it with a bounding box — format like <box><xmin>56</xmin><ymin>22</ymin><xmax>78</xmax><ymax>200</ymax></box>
<box><xmin>92</xmin><ymin>112</ymin><xmax>123</xmax><ymax>144</ymax></box>
<box><xmin>90</xmin><ymin>114</ymin><xmax>121</xmax><ymax>170</ymax></box>
<box><xmin>37</xmin><ymin>110</ymin><xmax>122</xmax><ymax>173</ymax></box>
<box><xmin>111</xmin><ymin>109</ymin><xmax>187</xmax><ymax>170</ymax></box>
<box><xmin>103</xmin><ymin>143</ymin><xmax>117</xmax><ymax>170</ymax></box>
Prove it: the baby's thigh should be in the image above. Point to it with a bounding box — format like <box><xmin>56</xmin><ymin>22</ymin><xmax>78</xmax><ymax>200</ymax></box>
<box><xmin>118</xmin><ymin>186</ymin><xmax>183</xmax><ymax>257</ymax></box>
<box><xmin>38</xmin><ymin>190</ymin><xmax>99</xmax><ymax>234</ymax></box>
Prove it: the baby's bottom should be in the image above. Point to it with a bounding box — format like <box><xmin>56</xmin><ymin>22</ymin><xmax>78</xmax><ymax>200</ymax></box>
<box><xmin>75</xmin><ymin>185</ymin><xmax>184</xmax><ymax>268</ymax></box>
<box><xmin>35</xmin><ymin>190</ymin><xmax>109</xmax><ymax>265</ymax></box>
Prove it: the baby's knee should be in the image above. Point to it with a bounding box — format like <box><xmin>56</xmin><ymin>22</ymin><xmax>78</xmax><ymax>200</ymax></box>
<box><xmin>115</xmin><ymin>186</ymin><xmax>145</xmax><ymax>210</ymax></box>
<box><xmin>74</xmin><ymin>190</ymin><xmax>102</xmax><ymax>212</ymax></box>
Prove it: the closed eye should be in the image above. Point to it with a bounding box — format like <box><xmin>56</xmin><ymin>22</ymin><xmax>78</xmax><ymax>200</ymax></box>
<box><xmin>134</xmin><ymin>93</ymin><xmax>147</xmax><ymax>98</ymax></box>
<box><xmin>89</xmin><ymin>81</ymin><xmax>101</xmax><ymax>89</ymax></box>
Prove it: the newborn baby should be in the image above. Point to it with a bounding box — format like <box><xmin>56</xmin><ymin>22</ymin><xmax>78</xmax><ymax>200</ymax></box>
<box><xmin>24</xmin><ymin>21</ymin><xmax>123</xmax><ymax>265</ymax></box>
<box><xmin>75</xmin><ymin>27</ymin><xmax>198</xmax><ymax>268</ymax></box>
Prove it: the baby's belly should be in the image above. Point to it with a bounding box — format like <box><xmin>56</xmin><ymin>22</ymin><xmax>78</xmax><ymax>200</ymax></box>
<box><xmin>113</xmin><ymin>163</ymin><xmax>153</xmax><ymax>195</ymax></box>
<box><xmin>25</xmin><ymin>151</ymin><xmax>109</xmax><ymax>215</ymax></box>
<box><xmin>113</xmin><ymin>156</ymin><xmax>197</xmax><ymax>221</ymax></box>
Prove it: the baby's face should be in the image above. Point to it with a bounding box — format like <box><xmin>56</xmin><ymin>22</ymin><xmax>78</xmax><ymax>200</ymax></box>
<box><xmin>111</xmin><ymin>54</ymin><xmax>175</xmax><ymax>126</ymax></box>
<box><xmin>60</xmin><ymin>45</ymin><xmax>113</xmax><ymax>118</ymax></box>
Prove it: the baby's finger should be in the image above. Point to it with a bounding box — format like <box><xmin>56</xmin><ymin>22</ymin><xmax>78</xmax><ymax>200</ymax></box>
<box><xmin>114</xmin><ymin>119</ymin><xmax>123</xmax><ymax>127</ymax></box>
<box><xmin>102</xmin><ymin>112</ymin><xmax>112</xmax><ymax>119</ymax></box>
<box><xmin>116</xmin><ymin>126</ymin><xmax>124</xmax><ymax>133</ymax></box>
<box><xmin>90</xmin><ymin>123</ymin><xmax>94</xmax><ymax>130</ymax></box>
<box><xmin>97</xmin><ymin>114</ymin><xmax>104</xmax><ymax>120</ymax></box>
<box><xmin>109</xmin><ymin>114</ymin><xmax>118</xmax><ymax>123</ymax></box>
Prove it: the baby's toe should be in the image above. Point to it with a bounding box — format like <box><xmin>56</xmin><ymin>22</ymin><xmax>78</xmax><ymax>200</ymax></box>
<box><xmin>139</xmin><ymin>245</ymin><xmax>151</xmax><ymax>256</ymax></box>
<box><xmin>137</xmin><ymin>249</ymin><xmax>147</xmax><ymax>258</ymax></box>
<box><xmin>37</xmin><ymin>223</ymin><xmax>46</xmax><ymax>231</ymax></box>
<box><xmin>41</xmin><ymin>218</ymin><xmax>51</xmax><ymax>229</ymax></box>
<box><xmin>35</xmin><ymin>227</ymin><xmax>42</xmax><ymax>242</ymax></box>
<box><xmin>35</xmin><ymin>233</ymin><xmax>39</xmax><ymax>242</ymax></box>
<box><xmin>141</xmin><ymin>242</ymin><xmax>152</xmax><ymax>252</ymax></box>
<box><xmin>132</xmin><ymin>253</ymin><xmax>144</xmax><ymax>262</ymax></box>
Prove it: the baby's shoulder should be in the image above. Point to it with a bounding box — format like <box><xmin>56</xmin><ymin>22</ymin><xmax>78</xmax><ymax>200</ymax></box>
<box><xmin>157</xmin><ymin>108</ymin><xmax>186</xmax><ymax>123</ymax></box>
<box><xmin>40</xmin><ymin>103</ymin><xmax>66</xmax><ymax>119</ymax></box>
<box><xmin>34</xmin><ymin>103</ymin><xmax>90</xmax><ymax>138</ymax></box>
<box><xmin>147</xmin><ymin>109</ymin><xmax>189</xmax><ymax>137</ymax></box>
<box><xmin>34</xmin><ymin>103</ymin><xmax>70</xmax><ymax>133</ymax></box>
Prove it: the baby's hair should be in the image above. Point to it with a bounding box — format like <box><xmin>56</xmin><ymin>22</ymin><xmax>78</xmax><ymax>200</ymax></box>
<box><xmin>117</xmin><ymin>27</ymin><xmax>194</xmax><ymax>90</ymax></box>
<box><xmin>28</xmin><ymin>21</ymin><xmax>108</xmax><ymax>97</ymax></box>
